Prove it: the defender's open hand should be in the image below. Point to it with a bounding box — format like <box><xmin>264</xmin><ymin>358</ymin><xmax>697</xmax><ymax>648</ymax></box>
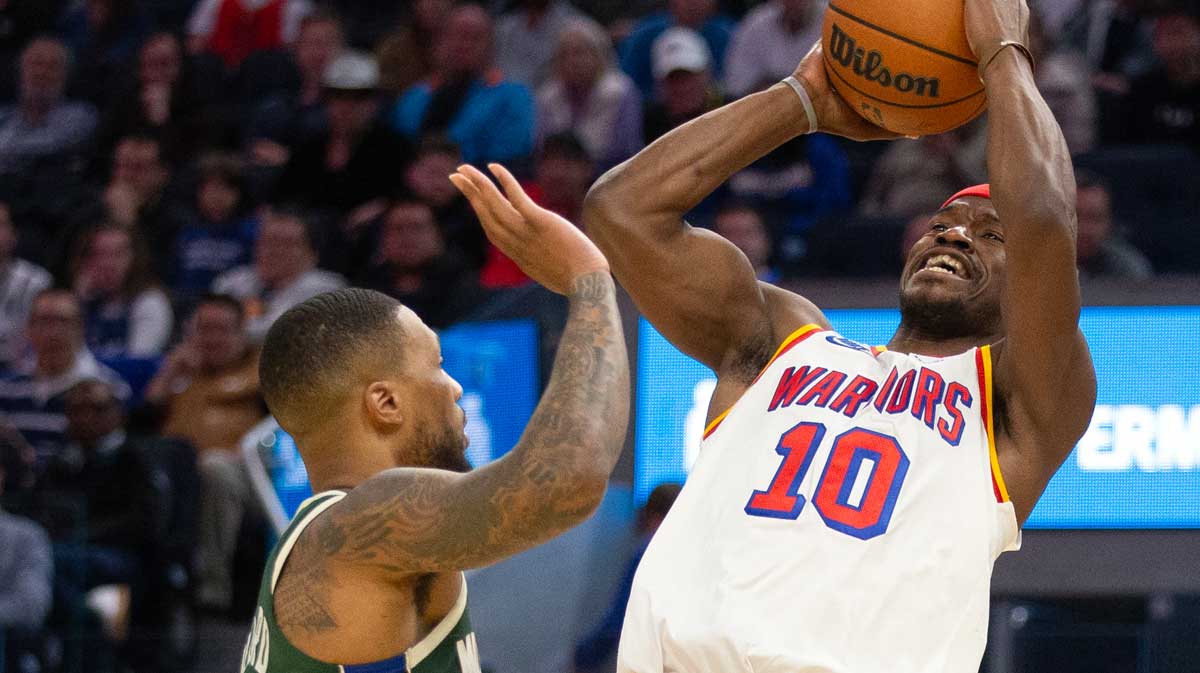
<box><xmin>450</xmin><ymin>163</ymin><xmax>609</xmax><ymax>295</ymax></box>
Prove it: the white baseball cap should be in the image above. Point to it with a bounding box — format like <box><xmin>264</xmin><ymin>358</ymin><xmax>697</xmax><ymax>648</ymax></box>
<box><xmin>652</xmin><ymin>27</ymin><xmax>712</xmax><ymax>80</ymax></box>
<box><xmin>323</xmin><ymin>51</ymin><xmax>380</xmax><ymax>91</ymax></box>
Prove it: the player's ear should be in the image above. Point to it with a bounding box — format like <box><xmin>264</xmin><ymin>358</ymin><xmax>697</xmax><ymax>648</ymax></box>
<box><xmin>365</xmin><ymin>380</ymin><xmax>404</xmax><ymax>429</ymax></box>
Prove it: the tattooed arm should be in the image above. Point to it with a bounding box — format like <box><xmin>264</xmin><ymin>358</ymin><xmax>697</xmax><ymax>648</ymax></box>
<box><xmin>304</xmin><ymin>166</ymin><xmax>629</xmax><ymax>576</ymax></box>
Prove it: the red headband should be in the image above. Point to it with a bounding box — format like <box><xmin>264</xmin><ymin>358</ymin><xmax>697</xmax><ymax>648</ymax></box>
<box><xmin>940</xmin><ymin>184</ymin><xmax>991</xmax><ymax>209</ymax></box>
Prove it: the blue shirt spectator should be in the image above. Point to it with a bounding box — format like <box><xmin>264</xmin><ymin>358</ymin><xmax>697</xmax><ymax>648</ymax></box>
<box><xmin>172</xmin><ymin>154</ymin><xmax>260</xmax><ymax>298</ymax></box>
<box><xmin>728</xmin><ymin>134</ymin><xmax>852</xmax><ymax>241</ymax></box>
<box><xmin>619</xmin><ymin>2</ymin><xmax>735</xmax><ymax>99</ymax></box>
<box><xmin>69</xmin><ymin>224</ymin><xmax>173</xmax><ymax>360</ymax></box>
<box><xmin>390</xmin><ymin>4</ymin><xmax>535</xmax><ymax>165</ymax></box>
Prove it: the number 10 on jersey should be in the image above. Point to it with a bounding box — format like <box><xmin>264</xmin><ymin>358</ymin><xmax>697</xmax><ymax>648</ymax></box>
<box><xmin>745</xmin><ymin>422</ymin><xmax>909</xmax><ymax>540</ymax></box>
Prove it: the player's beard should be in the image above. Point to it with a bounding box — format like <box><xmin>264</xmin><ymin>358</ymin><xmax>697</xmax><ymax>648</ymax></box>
<box><xmin>410</xmin><ymin>421</ymin><xmax>473</xmax><ymax>473</ymax></box>
<box><xmin>897</xmin><ymin>289</ymin><xmax>983</xmax><ymax>341</ymax></box>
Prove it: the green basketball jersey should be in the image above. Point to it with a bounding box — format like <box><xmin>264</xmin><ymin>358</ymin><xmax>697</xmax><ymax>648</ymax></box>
<box><xmin>240</xmin><ymin>491</ymin><xmax>481</xmax><ymax>673</ymax></box>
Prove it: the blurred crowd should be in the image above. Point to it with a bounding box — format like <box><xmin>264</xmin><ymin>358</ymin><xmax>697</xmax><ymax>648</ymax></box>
<box><xmin>0</xmin><ymin>0</ymin><xmax>1196</xmax><ymax>670</ymax></box>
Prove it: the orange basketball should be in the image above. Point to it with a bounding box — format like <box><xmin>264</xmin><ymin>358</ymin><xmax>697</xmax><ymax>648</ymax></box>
<box><xmin>820</xmin><ymin>0</ymin><xmax>984</xmax><ymax>136</ymax></box>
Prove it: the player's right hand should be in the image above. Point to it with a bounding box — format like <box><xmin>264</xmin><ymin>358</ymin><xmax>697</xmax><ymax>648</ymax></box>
<box><xmin>450</xmin><ymin>163</ymin><xmax>610</xmax><ymax>295</ymax></box>
<box><xmin>792</xmin><ymin>42</ymin><xmax>907</xmax><ymax>141</ymax></box>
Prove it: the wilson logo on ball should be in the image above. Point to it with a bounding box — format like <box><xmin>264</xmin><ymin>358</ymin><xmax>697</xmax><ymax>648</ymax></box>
<box><xmin>828</xmin><ymin>23</ymin><xmax>941</xmax><ymax>98</ymax></box>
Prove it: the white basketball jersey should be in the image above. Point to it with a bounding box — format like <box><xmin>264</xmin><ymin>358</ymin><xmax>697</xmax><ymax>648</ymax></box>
<box><xmin>618</xmin><ymin>324</ymin><xmax>1020</xmax><ymax>673</ymax></box>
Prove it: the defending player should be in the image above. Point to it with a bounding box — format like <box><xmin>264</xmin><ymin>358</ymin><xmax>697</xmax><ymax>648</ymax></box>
<box><xmin>578</xmin><ymin>0</ymin><xmax>1096</xmax><ymax>669</ymax></box>
<box><xmin>240</xmin><ymin>172</ymin><xmax>628</xmax><ymax>672</ymax></box>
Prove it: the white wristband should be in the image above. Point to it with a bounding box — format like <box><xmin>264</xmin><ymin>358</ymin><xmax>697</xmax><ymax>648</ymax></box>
<box><xmin>782</xmin><ymin>75</ymin><xmax>817</xmax><ymax>134</ymax></box>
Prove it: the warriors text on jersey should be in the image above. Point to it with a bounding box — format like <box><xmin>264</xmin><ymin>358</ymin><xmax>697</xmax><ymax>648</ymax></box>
<box><xmin>618</xmin><ymin>324</ymin><xmax>1021</xmax><ymax>673</ymax></box>
<box><xmin>241</xmin><ymin>491</ymin><xmax>482</xmax><ymax>673</ymax></box>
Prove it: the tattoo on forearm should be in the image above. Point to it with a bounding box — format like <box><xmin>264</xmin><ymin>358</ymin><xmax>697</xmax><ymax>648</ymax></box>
<box><xmin>309</xmin><ymin>271</ymin><xmax>628</xmax><ymax>574</ymax></box>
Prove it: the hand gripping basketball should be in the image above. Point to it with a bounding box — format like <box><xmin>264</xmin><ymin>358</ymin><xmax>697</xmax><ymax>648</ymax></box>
<box><xmin>450</xmin><ymin>163</ymin><xmax>610</xmax><ymax>295</ymax></box>
<box><xmin>792</xmin><ymin>42</ymin><xmax>906</xmax><ymax>141</ymax></box>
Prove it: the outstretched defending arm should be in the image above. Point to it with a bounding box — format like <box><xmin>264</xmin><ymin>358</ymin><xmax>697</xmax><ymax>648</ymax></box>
<box><xmin>583</xmin><ymin>46</ymin><xmax>896</xmax><ymax>374</ymax></box>
<box><xmin>967</xmin><ymin>0</ymin><xmax>1097</xmax><ymax>519</ymax></box>
<box><xmin>307</xmin><ymin>165</ymin><xmax>629</xmax><ymax>575</ymax></box>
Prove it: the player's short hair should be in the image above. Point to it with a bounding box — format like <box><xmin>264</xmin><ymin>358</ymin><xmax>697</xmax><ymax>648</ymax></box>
<box><xmin>260</xmin><ymin>288</ymin><xmax>408</xmax><ymax>433</ymax></box>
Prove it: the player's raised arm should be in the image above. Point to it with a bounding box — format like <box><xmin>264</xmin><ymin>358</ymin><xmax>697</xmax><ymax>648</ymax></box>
<box><xmin>582</xmin><ymin>46</ymin><xmax>896</xmax><ymax>372</ymax></box>
<box><xmin>306</xmin><ymin>165</ymin><xmax>629</xmax><ymax>576</ymax></box>
<box><xmin>967</xmin><ymin>0</ymin><xmax>1096</xmax><ymax>515</ymax></box>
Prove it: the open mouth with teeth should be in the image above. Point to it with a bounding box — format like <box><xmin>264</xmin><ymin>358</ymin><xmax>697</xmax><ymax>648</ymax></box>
<box><xmin>920</xmin><ymin>253</ymin><xmax>969</xmax><ymax>279</ymax></box>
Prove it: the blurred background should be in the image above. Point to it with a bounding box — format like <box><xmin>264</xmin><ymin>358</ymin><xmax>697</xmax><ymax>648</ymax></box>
<box><xmin>0</xmin><ymin>0</ymin><xmax>1196</xmax><ymax>671</ymax></box>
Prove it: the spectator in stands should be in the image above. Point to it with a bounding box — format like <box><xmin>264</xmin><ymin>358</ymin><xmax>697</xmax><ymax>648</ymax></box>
<box><xmin>619</xmin><ymin>0</ymin><xmax>735</xmax><ymax>98</ymax></box>
<box><xmin>723</xmin><ymin>0</ymin><xmax>824</xmax><ymax>97</ymax></box>
<box><xmin>364</xmin><ymin>200</ymin><xmax>484</xmax><ymax>328</ymax></box>
<box><xmin>37</xmin><ymin>378</ymin><xmax>156</xmax><ymax>647</ymax></box>
<box><xmin>1116</xmin><ymin>9</ymin><xmax>1200</xmax><ymax>147</ymax></box>
<box><xmin>643</xmin><ymin>27</ymin><xmax>724</xmax><ymax>144</ymax></box>
<box><xmin>274</xmin><ymin>51</ymin><xmax>411</xmax><ymax>217</ymax></box>
<box><xmin>1020</xmin><ymin>12</ymin><xmax>1098</xmax><ymax>156</ymax></box>
<box><xmin>143</xmin><ymin>295</ymin><xmax>264</xmax><ymax>611</ymax></box>
<box><xmin>0</xmin><ymin>290</ymin><xmax>129</xmax><ymax>465</ymax></box>
<box><xmin>727</xmin><ymin>131</ymin><xmax>850</xmax><ymax>262</ymax></box>
<box><xmin>391</xmin><ymin>4</ymin><xmax>536</xmax><ymax>165</ymax></box>
<box><xmin>318</xmin><ymin>0</ymin><xmax>404</xmax><ymax>49</ymax></box>
<box><xmin>496</xmin><ymin>0</ymin><xmax>598</xmax><ymax>88</ymax></box>
<box><xmin>96</xmin><ymin>32</ymin><xmax>218</xmax><ymax>163</ymax></box>
<box><xmin>0</xmin><ymin>204</ymin><xmax>52</xmax><ymax>372</ymax></box>
<box><xmin>858</xmin><ymin>124</ymin><xmax>987</xmax><ymax>217</ymax></box>
<box><xmin>186</xmin><ymin>0</ymin><xmax>315</xmax><ymax>70</ymax></box>
<box><xmin>171</xmin><ymin>153</ymin><xmax>259</xmax><ymax>302</ymax></box>
<box><xmin>529</xmin><ymin>132</ymin><xmax>594</xmax><ymax>225</ymax></box>
<box><xmin>59</xmin><ymin>0</ymin><xmax>149</xmax><ymax>108</ymax></box>
<box><xmin>479</xmin><ymin>133</ymin><xmax>594</xmax><ymax>288</ymax></box>
<box><xmin>375</xmin><ymin>0</ymin><xmax>452</xmax><ymax>95</ymax></box>
<box><xmin>68</xmin><ymin>223</ymin><xmax>173</xmax><ymax>360</ymax></box>
<box><xmin>0</xmin><ymin>438</ymin><xmax>53</xmax><ymax>659</ymax></box>
<box><xmin>246</xmin><ymin>11</ymin><xmax>344</xmax><ymax>158</ymax></box>
<box><xmin>0</xmin><ymin>37</ymin><xmax>97</xmax><ymax>177</ymax></box>
<box><xmin>537</xmin><ymin>18</ymin><xmax>644</xmax><ymax>169</ymax></box>
<box><xmin>102</xmin><ymin>134</ymin><xmax>184</xmax><ymax>282</ymax></box>
<box><xmin>573</xmin><ymin>482</ymin><xmax>683</xmax><ymax>672</ymax></box>
<box><xmin>1058</xmin><ymin>0</ymin><xmax>1156</xmax><ymax>95</ymax></box>
<box><xmin>713</xmin><ymin>201</ymin><xmax>782</xmax><ymax>283</ymax></box>
<box><xmin>403</xmin><ymin>136</ymin><xmax>484</xmax><ymax>267</ymax></box>
<box><xmin>146</xmin><ymin>294</ymin><xmax>263</xmax><ymax>454</ymax></box>
<box><xmin>212</xmin><ymin>206</ymin><xmax>346</xmax><ymax>342</ymax></box>
<box><xmin>0</xmin><ymin>1</ymin><xmax>62</xmax><ymax>102</ymax></box>
<box><xmin>1076</xmin><ymin>172</ymin><xmax>1153</xmax><ymax>280</ymax></box>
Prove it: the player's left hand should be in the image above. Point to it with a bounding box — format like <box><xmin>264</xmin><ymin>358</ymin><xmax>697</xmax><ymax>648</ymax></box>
<box><xmin>450</xmin><ymin>163</ymin><xmax>609</xmax><ymax>295</ymax></box>
<box><xmin>792</xmin><ymin>42</ymin><xmax>908</xmax><ymax>141</ymax></box>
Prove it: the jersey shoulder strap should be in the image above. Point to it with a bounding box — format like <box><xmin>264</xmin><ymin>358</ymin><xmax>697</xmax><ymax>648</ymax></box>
<box><xmin>269</xmin><ymin>490</ymin><xmax>348</xmax><ymax>593</ymax></box>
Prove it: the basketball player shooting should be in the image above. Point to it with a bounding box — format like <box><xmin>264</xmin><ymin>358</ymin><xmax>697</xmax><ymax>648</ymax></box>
<box><xmin>239</xmin><ymin>170</ymin><xmax>628</xmax><ymax>673</ymax></box>
<box><xmin>579</xmin><ymin>0</ymin><xmax>1096</xmax><ymax>668</ymax></box>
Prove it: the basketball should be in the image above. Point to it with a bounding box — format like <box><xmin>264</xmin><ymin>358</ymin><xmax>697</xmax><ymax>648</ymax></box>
<box><xmin>821</xmin><ymin>0</ymin><xmax>985</xmax><ymax>136</ymax></box>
